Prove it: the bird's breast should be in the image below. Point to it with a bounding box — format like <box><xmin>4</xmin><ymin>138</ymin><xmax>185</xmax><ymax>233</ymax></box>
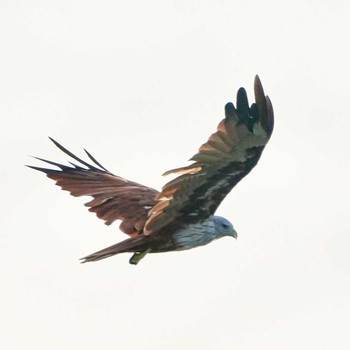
<box><xmin>172</xmin><ymin>219</ymin><xmax>217</xmax><ymax>251</ymax></box>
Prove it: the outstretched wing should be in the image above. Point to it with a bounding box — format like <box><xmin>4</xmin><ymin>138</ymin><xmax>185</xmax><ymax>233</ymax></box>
<box><xmin>144</xmin><ymin>75</ymin><xmax>274</xmax><ymax>235</ymax></box>
<box><xmin>28</xmin><ymin>138</ymin><xmax>159</xmax><ymax>236</ymax></box>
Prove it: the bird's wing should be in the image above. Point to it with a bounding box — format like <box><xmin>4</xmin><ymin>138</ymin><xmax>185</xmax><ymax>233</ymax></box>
<box><xmin>28</xmin><ymin>138</ymin><xmax>159</xmax><ymax>236</ymax></box>
<box><xmin>143</xmin><ymin>75</ymin><xmax>274</xmax><ymax>235</ymax></box>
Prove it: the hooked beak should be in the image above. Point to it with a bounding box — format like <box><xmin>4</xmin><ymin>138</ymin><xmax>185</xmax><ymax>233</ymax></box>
<box><xmin>231</xmin><ymin>229</ymin><xmax>238</xmax><ymax>239</ymax></box>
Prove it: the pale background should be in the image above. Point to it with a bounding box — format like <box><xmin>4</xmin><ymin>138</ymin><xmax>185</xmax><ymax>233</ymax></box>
<box><xmin>1</xmin><ymin>1</ymin><xmax>349</xmax><ymax>349</ymax></box>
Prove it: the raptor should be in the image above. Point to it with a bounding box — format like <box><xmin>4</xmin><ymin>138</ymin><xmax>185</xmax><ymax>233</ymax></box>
<box><xmin>29</xmin><ymin>75</ymin><xmax>274</xmax><ymax>265</ymax></box>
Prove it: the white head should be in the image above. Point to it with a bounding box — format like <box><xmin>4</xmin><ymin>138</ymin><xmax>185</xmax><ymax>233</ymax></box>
<box><xmin>213</xmin><ymin>216</ymin><xmax>238</xmax><ymax>239</ymax></box>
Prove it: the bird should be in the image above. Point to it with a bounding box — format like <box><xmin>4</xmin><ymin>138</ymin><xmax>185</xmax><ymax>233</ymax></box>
<box><xmin>28</xmin><ymin>75</ymin><xmax>274</xmax><ymax>265</ymax></box>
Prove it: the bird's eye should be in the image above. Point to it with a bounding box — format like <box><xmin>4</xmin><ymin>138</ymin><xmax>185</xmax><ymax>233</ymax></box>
<box><xmin>222</xmin><ymin>223</ymin><xmax>230</xmax><ymax>229</ymax></box>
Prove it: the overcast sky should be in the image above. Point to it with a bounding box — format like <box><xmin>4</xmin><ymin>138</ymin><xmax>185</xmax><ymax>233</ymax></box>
<box><xmin>1</xmin><ymin>1</ymin><xmax>349</xmax><ymax>349</ymax></box>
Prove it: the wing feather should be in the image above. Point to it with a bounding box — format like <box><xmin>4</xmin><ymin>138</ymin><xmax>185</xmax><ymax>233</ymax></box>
<box><xmin>144</xmin><ymin>75</ymin><xmax>274</xmax><ymax>235</ymax></box>
<box><xmin>28</xmin><ymin>139</ymin><xmax>158</xmax><ymax>236</ymax></box>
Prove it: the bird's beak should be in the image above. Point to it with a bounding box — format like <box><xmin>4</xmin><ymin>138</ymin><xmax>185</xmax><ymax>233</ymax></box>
<box><xmin>231</xmin><ymin>229</ymin><xmax>238</xmax><ymax>239</ymax></box>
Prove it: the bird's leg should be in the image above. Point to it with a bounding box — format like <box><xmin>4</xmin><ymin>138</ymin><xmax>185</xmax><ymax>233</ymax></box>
<box><xmin>129</xmin><ymin>248</ymin><xmax>152</xmax><ymax>265</ymax></box>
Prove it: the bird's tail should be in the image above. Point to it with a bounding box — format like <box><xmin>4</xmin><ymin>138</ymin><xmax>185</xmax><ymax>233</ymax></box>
<box><xmin>80</xmin><ymin>236</ymin><xmax>151</xmax><ymax>264</ymax></box>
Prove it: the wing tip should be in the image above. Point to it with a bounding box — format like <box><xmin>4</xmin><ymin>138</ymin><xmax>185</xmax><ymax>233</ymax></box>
<box><xmin>254</xmin><ymin>74</ymin><xmax>262</xmax><ymax>88</ymax></box>
<box><xmin>236</xmin><ymin>87</ymin><xmax>249</xmax><ymax>113</ymax></box>
<box><xmin>224</xmin><ymin>102</ymin><xmax>237</xmax><ymax>120</ymax></box>
<box><xmin>253</xmin><ymin>75</ymin><xmax>274</xmax><ymax>136</ymax></box>
<box><xmin>254</xmin><ymin>74</ymin><xmax>265</xmax><ymax>102</ymax></box>
<box><xmin>265</xmin><ymin>95</ymin><xmax>274</xmax><ymax>135</ymax></box>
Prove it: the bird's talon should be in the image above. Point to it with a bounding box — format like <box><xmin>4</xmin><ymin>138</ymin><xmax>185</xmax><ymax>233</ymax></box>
<box><xmin>129</xmin><ymin>248</ymin><xmax>152</xmax><ymax>265</ymax></box>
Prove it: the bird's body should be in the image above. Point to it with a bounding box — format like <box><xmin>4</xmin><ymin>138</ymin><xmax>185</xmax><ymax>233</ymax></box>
<box><xmin>81</xmin><ymin>216</ymin><xmax>237</xmax><ymax>263</ymax></box>
<box><xmin>29</xmin><ymin>75</ymin><xmax>273</xmax><ymax>265</ymax></box>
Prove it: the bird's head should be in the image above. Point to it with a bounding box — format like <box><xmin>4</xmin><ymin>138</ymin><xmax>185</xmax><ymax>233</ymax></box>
<box><xmin>213</xmin><ymin>216</ymin><xmax>238</xmax><ymax>239</ymax></box>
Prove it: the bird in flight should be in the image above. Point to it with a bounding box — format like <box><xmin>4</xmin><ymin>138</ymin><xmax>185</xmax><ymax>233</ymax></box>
<box><xmin>29</xmin><ymin>75</ymin><xmax>274</xmax><ymax>265</ymax></box>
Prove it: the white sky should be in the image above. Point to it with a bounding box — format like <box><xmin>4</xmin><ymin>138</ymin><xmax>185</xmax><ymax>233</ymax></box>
<box><xmin>1</xmin><ymin>0</ymin><xmax>349</xmax><ymax>349</ymax></box>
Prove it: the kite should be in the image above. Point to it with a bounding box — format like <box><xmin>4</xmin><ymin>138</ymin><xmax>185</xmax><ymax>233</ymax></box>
<box><xmin>28</xmin><ymin>75</ymin><xmax>274</xmax><ymax>265</ymax></box>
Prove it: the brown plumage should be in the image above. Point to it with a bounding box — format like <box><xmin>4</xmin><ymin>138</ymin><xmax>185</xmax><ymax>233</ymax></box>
<box><xmin>28</xmin><ymin>75</ymin><xmax>274</xmax><ymax>265</ymax></box>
